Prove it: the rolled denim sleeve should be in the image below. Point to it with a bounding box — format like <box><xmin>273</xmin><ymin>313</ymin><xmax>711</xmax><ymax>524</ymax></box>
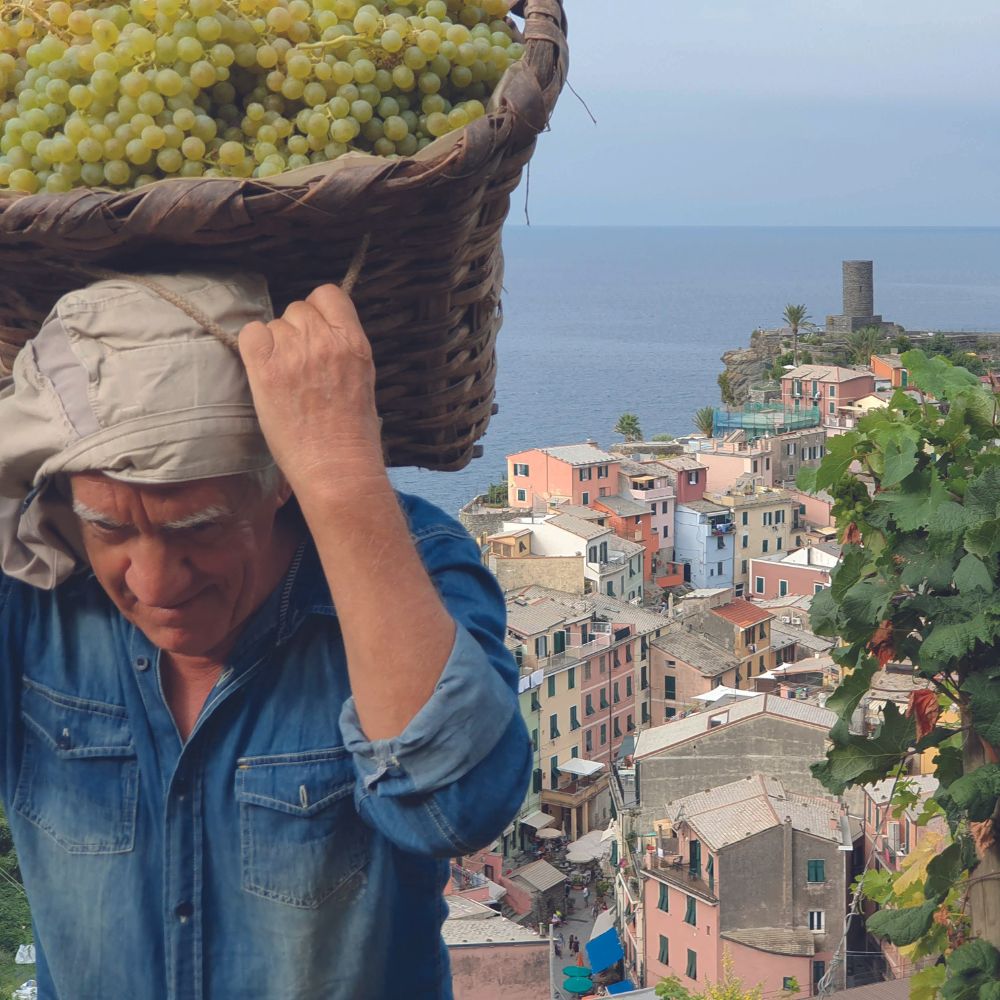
<box><xmin>338</xmin><ymin>506</ymin><xmax>532</xmax><ymax>857</ymax></box>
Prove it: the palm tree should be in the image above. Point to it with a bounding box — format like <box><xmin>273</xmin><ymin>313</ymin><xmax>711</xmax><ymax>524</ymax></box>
<box><xmin>783</xmin><ymin>304</ymin><xmax>813</xmax><ymax>368</ymax></box>
<box><xmin>614</xmin><ymin>412</ymin><xmax>642</xmax><ymax>442</ymax></box>
<box><xmin>693</xmin><ymin>405</ymin><xmax>715</xmax><ymax>437</ymax></box>
<box><xmin>846</xmin><ymin>324</ymin><xmax>884</xmax><ymax>365</ymax></box>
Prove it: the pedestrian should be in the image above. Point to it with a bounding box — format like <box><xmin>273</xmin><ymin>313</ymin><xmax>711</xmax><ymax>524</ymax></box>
<box><xmin>583</xmin><ymin>885</ymin><xmax>589</xmax><ymax>902</ymax></box>
<box><xmin>554</xmin><ymin>939</ymin><xmax>562</xmax><ymax>958</ymax></box>
<box><xmin>0</xmin><ymin>273</ymin><xmax>532</xmax><ymax>998</ymax></box>
<box><xmin>574</xmin><ymin>935</ymin><xmax>581</xmax><ymax>955</ymax></box>
<box><xmin>592</xmin><ymin>901</ymin><xmax>600</xmax><ymax>918</ymax></box>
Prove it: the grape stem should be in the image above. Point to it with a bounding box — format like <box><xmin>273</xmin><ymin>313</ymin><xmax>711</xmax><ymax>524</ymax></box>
<box><xmin>1</xmin><ymin>0</ymin><xmax>71</xmax><ymax>42</ymax></box>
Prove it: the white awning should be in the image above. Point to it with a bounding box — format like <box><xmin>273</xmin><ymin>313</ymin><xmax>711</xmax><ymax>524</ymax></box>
<box><xmin>590</xmin><ymin>907</ymin><xmax>617</xmax><ymax>941</ymax></box>
<box><xmin>601</xmin><ymin>821</ymin><xmax>618</xmax><ymax>843</ymax></box>
<box><xmin>557</xmin><ymin>759</ymin><xmax>606</xmax><ymax>778</ymax></box>
<box><xmin>519</xmin><ymin>810</ymin><xmax>555</xmax><ymax>831</ymax></box>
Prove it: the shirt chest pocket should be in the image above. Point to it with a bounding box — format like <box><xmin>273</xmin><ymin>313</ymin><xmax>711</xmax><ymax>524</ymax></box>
<box><xmin>235</xmin><ymin>748</ymin><xmax>371</xmax><ymax>909</ymax></box>
<box><xmin>13</xmin><ymin>680</ymin><xmax>138</xmax><ymax>855</ymax></box>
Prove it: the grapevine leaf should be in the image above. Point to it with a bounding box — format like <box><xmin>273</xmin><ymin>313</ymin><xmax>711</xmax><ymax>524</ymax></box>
<box><xmin>807</xmin><ymin>587</ymin><xmax>839</xmax><ymax>637</ymax></box>
<box><xmin>796</xmin><ymin>466</ymin><xmax>818</xmax><ymax>493</ymax></box>
<box><xmin>813</xmin><ymin>433</ymin><xmax>861</xmax><ymax>492</ymax></box>
<box><xmin>980</xmin><ymin>983</ymin><xmax>1000</xmax><ymax>1000</ymax></box>
<box><xmin>839</xmin><ymin>580</ymin><xmax>894</xmax><ymax>631</ymax></box>
<box><xmin>831</xmin><ymin>546</ymin><xmax>872</xmax><ymax>602</ymax></box>
<box><xmin>954</xmin><ymin>553</ymin><xmax>994</xmax><ymax>594</ymax></box>
<box><xmin>881</xmin><ymin>428</ymin><xmax>920</xmax><ymax>487</ymax></box>
<box><xmin>963</xmin><ymin>667</ymin><xmax>1000</xmax><ymax>748</ymax></box>
<box><xmin>823</xmin><ymin>659</ymin><xmax>878</xmax><ymax>723</ymax></box>
<box><xmin>871</xmin><ymin>467</ymin><xmax>950</xmax><ymax>531</ymax></box>
<box><xmin>930</xmin><ymin>500</ymin><xmax>973</xmax><ymax>538</ymax></box>
<box><xmin>964</xmin><ymin>465</ymin><xmax>1000</xmax><ymax>519</ymax></box>
<box><xmin>902</xmin><ymin>349</ymin><xmax>981</xmax><ymax>398</ymax></box>
<box><xmin>865</xmin><ymin>899</ymin><xmax>937</xmax><ymax>945</ymax></box>
<box><xmin>924</xmin><ymin>841</ymin><xmax>963</xmax><ymax>902</ymax></box>
<box><xmin>919</xmin><ymin>612</ymin><xmax>998</xmax><ymax>673</ymax></box>
<box><xmin>941</xmin><ymin>940</ymin><xmax>1000</xmax><ymax>1000</ymax></box>
<box><xmin>965</xmin><ymin>518</ymin><xmax>1000</xmax><ymax>559</ymax></box>
<box><xmin>934</xmin><ymin>745</ymin><xmax>965</xmax><ymax>788</ymax></box>
<box><xmin>910</xmin><ymin>965</ymin><xmax>946</xmax><ymax>1000</ymax></box>
<box><xmin>947</xmin><ymin>763</ymin><xmax>1000</xmax><ymax>822</ymax></box>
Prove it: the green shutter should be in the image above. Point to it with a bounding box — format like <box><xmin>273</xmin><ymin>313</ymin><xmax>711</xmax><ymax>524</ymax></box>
<box><xmin>547</xmin><ymin>676</ymin><xmax>556</xmax><ymax>698</ymax></box>
<box><xmin>808</xmin><ymin>859</ymin><xmax>825</xmax><ymax>882</ymax></box>
<box><xmin>568</xmin><ymin>667</ymin><xmax>575</xmax><ymax>689</ymax></box>
<box><xmin>686</xmin><ymin>949</ymin><xmax>697</xmax><ymax>981</ymax></box>
<box><xmin>684</xmin><ymin>895</ymin><xmax>696</xmax><ymax>925</ymax></box>
<box><xmin>610</xmin><ymin>840</ymin><xmax>618</xmax><ymax>866</ymax></box>
<box><xmin>659</xmin><ymin>935</ymin><xmax>669</xmax><ymax>965</ymax></box>
<box><xmin>658</xmin><ymin>883</ymin><xmax>669</xmax><ymax>911</ymax></box>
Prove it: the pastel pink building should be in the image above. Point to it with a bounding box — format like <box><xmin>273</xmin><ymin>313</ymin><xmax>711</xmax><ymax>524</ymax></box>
<box><xmin>507</xmin><ymin>443</ymin><xmax>621</xmax><ymax>509</ymax></box>
<box><xmin>780</xmin><ymin>365</ymin><xmax>876</xmax><ymax>430</ymax></box>
<box><xmin>642</xmin><ymin>775</ymin><xmax>849</xmax><ymax>996</ymax></box>
<box><xmin>660</xmin><ymin>456</ymin><xmax>709</xmax><ymax>505</ymax></box>
<box><xmin>749</xmin><ymin>544</ymin><xmax>841</xmax><ymax>599</ymax></box>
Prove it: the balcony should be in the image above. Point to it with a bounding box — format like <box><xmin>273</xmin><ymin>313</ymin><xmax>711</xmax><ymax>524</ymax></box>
<box><xmin>643</xmin><ymin>853</ymin><xmax>717</xmax><ymax>902</ymax></box>
<box><xmin>710</xmin><ymin>521</ymin><xmax>734</xmax><ymax>536</ymax></box>
<box><xmin>541</xmin><ymin>772</ymin><xmax>609</xmax><ymax>810</ymax></box>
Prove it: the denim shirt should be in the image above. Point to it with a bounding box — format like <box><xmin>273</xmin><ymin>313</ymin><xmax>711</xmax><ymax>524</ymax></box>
<box><xmin>0</xmin><ymin>492</ymin><xmax>531</xmax><ymax>1000</ymax></box>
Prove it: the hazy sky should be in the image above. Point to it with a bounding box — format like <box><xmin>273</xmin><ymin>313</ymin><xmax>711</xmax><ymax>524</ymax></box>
<box><xmin>516</xmin><ymin>1</ymin><xmax>1000</xmax><ymax>226</ymax></box>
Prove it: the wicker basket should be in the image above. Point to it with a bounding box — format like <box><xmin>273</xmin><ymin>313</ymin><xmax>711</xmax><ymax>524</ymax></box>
<box><xmin>0</xmin><ymin>0</ymin><xmax>567</xmax><ymax>472</ymax></box>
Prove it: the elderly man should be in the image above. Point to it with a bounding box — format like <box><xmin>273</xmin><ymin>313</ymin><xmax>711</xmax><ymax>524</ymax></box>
<box><xmin>0</xmin><ymin>272</ymin><xmax>530</xmax><ymax>999</ymax></box>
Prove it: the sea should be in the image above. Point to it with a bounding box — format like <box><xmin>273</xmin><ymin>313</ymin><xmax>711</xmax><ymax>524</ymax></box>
<box><xmin>389</xmin><ymin>226</ymin><xmax>1000</xmax><ymax>516</ymax></box>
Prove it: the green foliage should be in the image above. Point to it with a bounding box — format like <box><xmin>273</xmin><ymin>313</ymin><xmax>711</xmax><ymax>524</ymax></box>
<box><xmin>615</xmin><ymin>413</ymin><xmax>643</xmax><ymax>443</ymax></box>
<box><xmin>0</xmin><ymin>807</ymin><xmax>29</xmax><ymax>959</ymax></box>
<box><xmin>693</xmin><ymin>406</ymin><xmax>715</xmax><ymax>438</ymax></box>
<box><xmin>483</xmin><ymin>478</ymin><xmax>508</xmax><ymax>506</ymax></box>
<box><xmin>651</xmin><ymin>433</ymin><xmax>675</xmax><ymax>442</ymax></box>
<box><xmin>717</xmin><ymin>371</ymin><xmax>738</xmax><ymax>406</ymax></box>
<box><xmin>656</xmin><ymin>976</ymin><xmax>696</xmax><ymax>1000</ymax></box>
<box><xmin>802</xmin><ymin>350</ymin><xmax>1000</xmax><ymax>977</ymax></box>
<box><xmin>847</xmin><ymin>324</ymin><xmax>887</xmax><ymax>365</ymax></box>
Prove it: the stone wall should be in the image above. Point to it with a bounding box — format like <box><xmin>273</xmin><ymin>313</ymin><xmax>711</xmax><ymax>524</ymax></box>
<box><xmin>489</xmin><ymin>555</ymin><xmax>585</xmax><ymax>595</ymax></box>
<box><xmin>449</xmin><ymin>941</ymin><xmax>550</xmax><ymax>1000</ymax></box>
<box><xmin>458</xmin><ymin>499</ymin><xmax>518</xmax><ymax>544</ymax></box>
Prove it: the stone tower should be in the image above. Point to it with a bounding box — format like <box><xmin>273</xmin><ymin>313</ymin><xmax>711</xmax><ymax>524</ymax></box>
<box><xmin>826</xmin><ymin>259</ymin><xmax>882</xmax><ymax>333</ymax></box>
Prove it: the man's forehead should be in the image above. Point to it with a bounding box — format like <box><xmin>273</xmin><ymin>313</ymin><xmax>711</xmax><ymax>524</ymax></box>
<box><xmin>68</xmin><ymin>472</ymin><xmax>239</xmax><ymax>520</ymax></box>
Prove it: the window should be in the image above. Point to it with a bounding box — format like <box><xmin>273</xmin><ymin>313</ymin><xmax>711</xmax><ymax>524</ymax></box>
<box><xmin>814</xmin><ymin>583</ymin><xmax>825</xmax><ymax>593</ymax></box>
<box><xmin>530</xmin><ymin>728</ymin><xmax>538</xmax><ymax>751</ymax></box>
<box><xmin>758</xmin><ymin>623</ymin><xmax>766</xmax><ymax>639</ymax></box>
<box><xmin>579</xmin><ymin>467</ymin><xmax>592</xmax><ymax>481</ymax></box>
<box><xmin>585</xmin><ymin>729</ymin><xmax>593</xmax><ymax>752</ymax></box>
<box><xmin>783</xmin><ymin>978</ymin><xmax>797</xmax><ymax>991</ymax></box>
<box><xmin>568</xmin><ymin>667</ymin><xmax>575</xmax><ymax>689</ymax></box>
<box><xmin>776</xmin><ymin>537</ymin><xmax>782</xmax><ymax>550</ymax></box>
<box><xmin>613</xmin><ymin>717</ymin><xmax>621</xmax><ymax>738</ymax></box>
<box><xmin>513</xmin><ymin>462</ymin><xmax>529</xmax><ymax>477</ymax></box>
<box><xmin>600</xmin><ymin>690</ymin><xmax>609</xmax><ymax>709</ymax></box>
<box><xmin>583</xmin><ymin>663</ymin><xmax>591</xmax><ymax>681</ymax></box>
<box><xmin>658</xmin><ymin>935</ymin><xmax>669</xmax><ymax>965</ymax></box>
<box><xmin>613</xmin><ymin>682</ymin><xmax>620</xmax><ymax>704</ymax></box>
<box><xmin>762</xmin><ymin>539</ymin><xmax>768</xmax><ymax>554</ymax></box>
<box><xmin>809</xmin><ymin>910</ymin><xmax>825</xmax><ymax>931</ymax></box>
<box><xmin>588</xmin><ymin>545</ymin><xmax>597</xmax><ymax>562</ymax></box>
<box><xmin>585</xmin><ymin>694</ymin><xmax>594</xmax><ymax>716</ymax></box>
<box><xmin>829</xmin><ymin>401</ymin><xmax>836</xmax><ymax>415</ymax></box>
<box><xmin>741</xmin><ymin>533</ymin><xmax>749</xmax><ymax>549</ymax></box>
<box><xmin>626</xmin><ymin>675</ymin><xmax>633</xmax><ymax>696</ymax></box>
<box><xmin>812</xmin><ymin>962</ymin><xmax>826</xmax><ymax>994</ymax></box>
<box><xmin>799</xmin><ymin>503</ymin><xmax>807</xmax><ymax>515</ymax></box>
<box><xmin>547</xmin><ymin>675</ymin><xmax>555</xmax><ymax>697</ymax></box>
<box><xmin>755</xmin><ymin>576</ymin><xmax>764</xmax><ymax>594</ymax></box>
<box><xmin>779</xmin><ymin>579</ymin><xmax>788</xmax><ymax>596</ymax></box>
<box><xmin>684</xmin><ymin>896</ymin><xmax>697</xmax><ymax>925</ymax></box>
<box><xmin>613</xmin><ymin>650</ymin><xmax>621</xmax><ymax>667</ymax></box>
<box><xmin>530</xmin><ymin>691</ymin><xmax>540</xmax><ymax>712</ymax></box>
<box><xmin>759</xmin><ymin>656</ymin><xmax>765</xmax><ymax>672</ymax></box>
<box><xmin>532</xmin><ymin>768</ymin><xmax>542</xmax><ymax>793</ymax></box>
<box><xmin>665</xmin><ymin>676</ymin><xmax>676</xmax><ymax>700</ymax></box>
<box><xmin>598</xmin><ymin>465</ymin><xmax>608</xmax><ymax>479</ymax></box>
<box><xmin>829</xmin><ymin>385</ymin><xmax>836</xmax><ymax>397</ymax></box>
<box><xmin>661</xmin><ymin>502</ymin><xmax>669</xmax><ymax>514</ymax></box>
<box><xmin>599</xmin><ymin>487</ymin><xmax>607</xmax><ymax>497</ymax></box>
<box><xmin>659</xmin><ymin>884</ymin><xmax>670</xmax><ymax>913</ymax></box>
<box><xmin>717</xmin><ymin>535</ymin><xmax>726</xmax><ymax>550</ymax></box>
<box><xmin>765</xmin><ymin>457</ymin><xmax>770</xmax><ymax>470</ymax></box>
<box><xmin>741</xmin><ymin>559</ymin><xmax>748</xmax><ymax>575</ymax></box>
<box><xmin>775</xmin><ymin>509</ymin><xmax>785</xmax><ymax>524</ymax></box>
<box><xmin>625</xmin><ymin>645</ymin><xmax>633</xmax><ymax>663</ymax></box>
<box><xmin>549</xmin><ymin>714</ymin><xmax>559</xmax><ymax>739</ymax></box>
<box><xmin>549</xmin><ymin>754</ymin><xmax>559</xmax><ymax>787</ymax></box>
<box><xmin>812</xmin><ymin>379</ymin><xmax>819</xmax><ymax>395</ymax></box>
<box><xmin>717</xmin><ymin>561</ymin><xmax>723</xmax><ymax>575</ymax></box>
<box><xmin>642</xmin><ymin>702</ymin><xmax>650</xmax><ymax>722</ymax></box>
<box><xmin>582</xmin><ymin>491</ymin><xmax>590</xmax><ymax>506</ymax></box>
<box><xmin>762</xmin><ymin>511</ymin><xmax>772</xmax><ymax>526</ymax></box>
<box><xmin>686</xmin><ymin>949</ymin><xmax>697</xmax><ymax>981</ymax></box>
<box><xmin>807</xmin><ymin>859</ymin><xmax>826</xmax><ymax>883</ymax></box>
<box><xmin>752</xmin><ymin>459</ymin><xmax>758</xmax><ymax>473</ymax></box>
<box><xmin>599</xmin><ymin>723</ymin><xmax>607</xmax><ymax>745</ymax></box>
<box><xmin>627</xmin><ymin>714</ymin><xmax>634</xmax><ymax>731</ymax></box>
<box><xmin>570</xmin><ymin>745</ymin><xmax>579</xmax><ymax>758</ymax></box>
<box><xmin>516</xmin><ymin>489</ymin><xmax>526</xmax><ymax>502</ymax></box>
<box><xmin>687</xmin><ymin>471</ymin><xmax>698</xmax><ymax>485</ymax></box>
<box><xmin>605</xmin><ymin>581</ymin><xmax>613</xmax><ymax>596</ymax></box>
<box><xmin>741</xmin><ymin>510</ymin><xmax>748</xmax><ymax>525</ymax></box>
<box><xmin>665</xmin><ymin>707</ymin><xmax>676</xmax><ymax>719</ymax></box>
<box><xmin>570</xmin><ymin>706</ymin><xmax>580</xmax><ymax>730</ymax></box>
<box><xmin>600</xmin><ymin>655</ymin><xmax>606</xmax><ymax>673</ymax></box>
<box><xmin>536</xmin><ymin>636</ymin><xmax>548</xmax><ymax>658</ymax></box>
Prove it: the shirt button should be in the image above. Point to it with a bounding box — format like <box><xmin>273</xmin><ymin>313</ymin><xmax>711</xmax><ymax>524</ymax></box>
<box><xmin>135</xmin><ymin>657</ymin><xmax>150</xmax><ymax>672</ymax></box>
<box><xmin>175</xmin><ymin>902</ymin><xmax>194</xmax><ymax>923</ymax></box>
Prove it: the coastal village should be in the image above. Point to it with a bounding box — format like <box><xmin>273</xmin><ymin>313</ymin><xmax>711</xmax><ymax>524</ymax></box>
<box><xmin>440</xmin><ymin>263</ymin><xmax>968</xmax><ymax>1000</ymax></box>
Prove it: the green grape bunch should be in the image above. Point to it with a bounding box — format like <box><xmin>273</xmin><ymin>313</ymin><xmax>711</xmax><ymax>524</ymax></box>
<box><xmin>0</xmin><ymin>0</ymin><xmax>524</xmax><ymax>193</ymax></box>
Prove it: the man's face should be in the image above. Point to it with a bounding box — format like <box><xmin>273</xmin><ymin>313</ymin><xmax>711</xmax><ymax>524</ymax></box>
<box><xmin>70</xmin><ymin>472</ymin><xmax>291</xmax><ymax>661</ymax></box>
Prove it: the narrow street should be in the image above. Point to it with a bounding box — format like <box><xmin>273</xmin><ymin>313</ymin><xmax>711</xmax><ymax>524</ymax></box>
<box><xmin>551</xmin><ymin>884</ymin><xmax>603</xmax><ymax>1000</ymax></box>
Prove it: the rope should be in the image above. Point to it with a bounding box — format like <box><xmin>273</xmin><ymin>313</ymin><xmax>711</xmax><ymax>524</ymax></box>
<box><xmin>84</xmin><ymin>233</ymin><xmax>371</xmax><ymax>354</ymax></box>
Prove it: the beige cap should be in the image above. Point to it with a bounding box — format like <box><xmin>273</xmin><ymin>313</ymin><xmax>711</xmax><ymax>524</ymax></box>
<box><xmin>0</xmin><ymin>271</ymin><xmax>275</xmax><ymax>589</ymax></box>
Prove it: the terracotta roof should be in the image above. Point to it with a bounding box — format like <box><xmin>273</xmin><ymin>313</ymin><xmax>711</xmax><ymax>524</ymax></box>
<box><xmin>783</xmin><ymin>364</ymin><xmax>873</xmax><ymax>381</ymax></box>
<box><xmin>651</xmin><ymin>629</ymin><xmax>740</xmax><ymax>677</ymax></box>
<box><xmin>548</xmin><ymin>513</ymin><xmax>609</xmax><ymax>540</ymax></box>
<box><xmin>872</xmin><ymin>354</ymin><xmax>905</xmax><ymax>368</ymax></box>
<box><xmin>442</xmin><ymin>897</ymin><xmax>542</xmax><ymax>945</ymax></box>
<box><xmin>538</xmin><ymin>443</ymin><xmax>618</xmax><ymax>466</ymax></box>
<box><xmin>710</xmin><ymin>599</ymin><xmax>773</xmax><ymax>628</ymax></box>
<box><xmin>511</xmin><ymin>859</ymin><xmax>566</xmax><ymax>892</ymax></box>
<box><xmin>594</xmin><ymin>494</ymin><xmax>650</xmax><ymax>517</ymax></box>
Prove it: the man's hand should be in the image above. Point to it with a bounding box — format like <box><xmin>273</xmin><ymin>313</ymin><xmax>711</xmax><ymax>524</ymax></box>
<box><xmin>238</xmin><ymin>284</ymin><xmax>384</xmax><ymax>497</ymax></box>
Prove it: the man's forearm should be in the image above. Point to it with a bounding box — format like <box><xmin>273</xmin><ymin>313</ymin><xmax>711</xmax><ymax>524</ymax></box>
<box><xmin>296</xmin><ymin>459</ymin><xmax>456</xmax><ymax>742</ymax></box>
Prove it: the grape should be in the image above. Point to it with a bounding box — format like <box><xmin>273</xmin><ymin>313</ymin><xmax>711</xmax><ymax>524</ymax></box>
<box><xmin>0</xmin><ymin>0</ymin><xmax>526</xmax><ymax>191</ymax></box>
